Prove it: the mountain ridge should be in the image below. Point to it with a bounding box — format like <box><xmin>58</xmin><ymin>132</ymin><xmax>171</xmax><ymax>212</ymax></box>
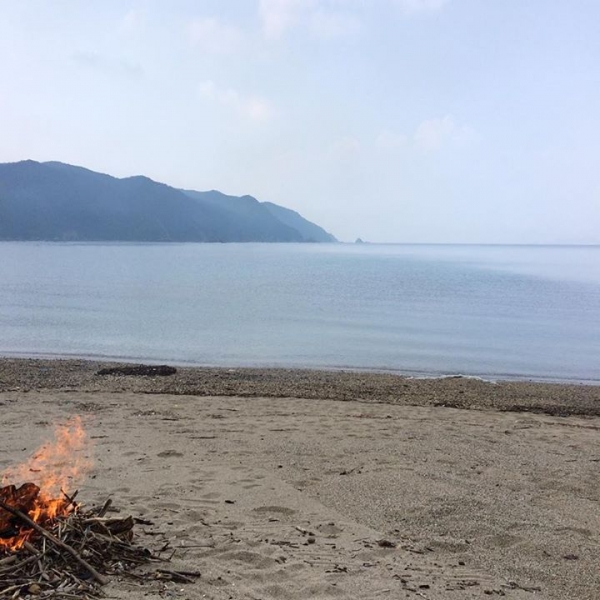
<box><xmin>0</xmin><ymin>160</ymin><xmax>336</xmax><ymax>243</ymax></box>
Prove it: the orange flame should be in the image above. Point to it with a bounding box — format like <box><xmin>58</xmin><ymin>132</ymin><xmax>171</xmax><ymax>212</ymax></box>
<box><xmin>0</xmin><ymin>416</ymin><xmax>92</xmax><ymax>552</ymax></box>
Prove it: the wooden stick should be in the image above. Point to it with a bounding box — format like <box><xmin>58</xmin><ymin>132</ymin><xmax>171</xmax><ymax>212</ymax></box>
<box><xmin>0</xmin><ymin>553</ymin><xmax>39</xmax><ymax>575</ymax></box>
<box><xmin>155</xmin><ymin>568</ymin><xmax>200</xmax><ymax>583</ymax></box>
<box><xmin>0</xmin><ymin>555</ymin><xmax>17</xmax><ymax>566</ymax></box>
<box><xmin>97</xmin><ymin>498</ymin><xmax>112</xmax><ymax>518</ymax></box>
<box><xmin>0</xmin><ymin>584</ymin><xmax>26</xmax><ymax>598</ymax></box>
<box><xmin>23</xmin><ymin>541</ymin><xmax>40</xmax><ymax>556</ymax></box>
<box><xmin>0</xmin><ymin>500</ymin><xmax>109</xmax><ymax>586</ymax></box>
<box><xmin>60</xmin><ymin>489</ymin><xmax>79</xmax><ymax>509</ymax></box>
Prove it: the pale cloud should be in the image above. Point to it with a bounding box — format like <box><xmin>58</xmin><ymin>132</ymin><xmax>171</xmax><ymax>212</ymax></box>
<box><xmin>393</xmin><ymin>0</ymin><xmax>450</xmax><ymax>14</ymax></box>
<box><xmin>332</xmin><ymin>119</ymin><xmax>470</xmax><ymax>160</ymax></box>
<box><xmin>259</xmin><ymin>0</ymin><xmax>359</xmax><ymax>40</ymax></box>
<box><xmin>118</xmin><ymin>9</ymin><xmax>145</xmax><ymax>35</ymax></box>
<box><xmin>243</xmin><ymin>97</ymin><xmax>274</xmax><ymax>121</ymax></box>
<box><xmin>188</xmin><ymin>17</ymin><xmax>243</xmax><ymax>54</ymax></box>
<box><xmin>258</xmin><ymin>0</ymin><xmax>449</xmax><ymax>39</ymax></box>
<box><xmin>198</xmin><ymin>80</ymin><xmax>273</xmax><ymax>121</ymax></box>
<box><xmin>413</xmin><ymin>116</ymin><xmax>474</xmax><ymax>151</ymax></box>
<box><xmin>376</xmin><ymin>118</ymin><xmax>475</xmax><ymax>153</ymax></box>
<box><xmin>414</xmin><ymin>116</ymin><xmax>456</xmax><ymax>151</ymax></box>
<box><xmin>376</xmin><ymin>130</ymin><xmax>408</xmax><ymax>150</ymax></box>
<box><xmin>309</xmin><ymin>9</ymin><xmax>361</xmax><ymax>39</ymax></box>
<box><xmin>72</xmin><ymin>52</ymin><xmax>143</xmax><ymax>79</ymax></box>
<box><xmin>329</xmin><ymin>135</ymin><xmax>361</xmax><ymax>159</ymax></box>
<box><xmin>259</xmin><ymin>0</ymin><xmax>317</xmax><ymax>39</ymax></box>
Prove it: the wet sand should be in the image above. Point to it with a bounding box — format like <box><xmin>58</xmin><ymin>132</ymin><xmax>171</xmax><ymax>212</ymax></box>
<box><xmin>1</xmin><ymin>358</ymin><xmax>599</xmax><ymax>599</ymax></box>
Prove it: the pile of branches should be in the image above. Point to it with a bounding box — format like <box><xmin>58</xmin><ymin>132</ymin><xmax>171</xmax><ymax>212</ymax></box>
<box><xmin>0</xmin><ymin>495</ymin><xmax>199</xmax><ymax>599</ymax></box>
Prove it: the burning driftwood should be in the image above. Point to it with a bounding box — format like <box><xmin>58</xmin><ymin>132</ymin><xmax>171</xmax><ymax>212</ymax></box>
<box><xmin>0</xmin><ymin>492</ymin><xmax>198</xmax><ymax>598</ymax></box>
<box><xmin>1</xmin><ymin>418</ymin><xmax>199</xmax><ymax>598</ymax></box>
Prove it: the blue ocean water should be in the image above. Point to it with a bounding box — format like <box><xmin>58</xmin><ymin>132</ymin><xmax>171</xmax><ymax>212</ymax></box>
<box><xmin>0</xmin><ymin>242</ymin><xmax>599</xmax><ymax>383</ymax></box>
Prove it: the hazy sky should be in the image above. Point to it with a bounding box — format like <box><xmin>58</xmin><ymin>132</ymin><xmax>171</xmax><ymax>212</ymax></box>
<box><xmin>1</xmin><ymin>1</ymin><xmax>599</xmax><ymax>243</ymax></box>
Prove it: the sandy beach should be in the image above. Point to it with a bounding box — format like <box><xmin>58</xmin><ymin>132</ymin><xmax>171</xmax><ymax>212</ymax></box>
<box><xmin>1</xmin><ymin>359</ymin><xmax>599</xmax><ymax>599</ymax></box>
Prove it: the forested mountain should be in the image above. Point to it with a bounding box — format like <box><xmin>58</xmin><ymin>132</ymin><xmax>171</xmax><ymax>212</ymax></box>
<box><xmin>0</xmin><ymin>160</ymin><xmax>336</xmax><ymax>243</ymax></box>
<box><xmin>262</xmin><ymin>201</ymin><xmax>334</xmax><ymax>243</ymax></box>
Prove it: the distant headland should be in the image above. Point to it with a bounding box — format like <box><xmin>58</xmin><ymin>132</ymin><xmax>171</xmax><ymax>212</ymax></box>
<box><xmin>0</xmin><ymin>160</ymin><xmax>336</xmax><ymax>243</ymax></box>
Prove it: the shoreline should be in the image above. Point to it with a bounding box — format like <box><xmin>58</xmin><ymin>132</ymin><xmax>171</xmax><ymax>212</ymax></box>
<box><xmin>4</xmin><ymin>350</ymin><xmax>600</xmax><ymax>387</ymax></box>
<box><xmin>0</xmin><ymin>351</ymin><xmax>600</xmax><ymax>387</ymax></box>
<box><xmin>2</xmin><ymin>356</ymin><xmax>599</xmax><ymax>416</ymax></box>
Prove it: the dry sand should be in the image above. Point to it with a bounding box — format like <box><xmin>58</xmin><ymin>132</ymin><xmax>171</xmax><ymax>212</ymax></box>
<box><xmin>1</xmin><ymin>359</ymin><xmax>599</xmax><ymax>599</ymax></box>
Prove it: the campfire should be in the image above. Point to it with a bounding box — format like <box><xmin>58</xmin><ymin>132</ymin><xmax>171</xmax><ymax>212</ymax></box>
<box><xmin>0</xmin><ymin>417</ymin><xmax>199</xmax><ymax>598</ymax></box>
<box><xmin>1</xmin><ymin>417</ymin><xmax>90</xmax><ymax>553</ymax></box>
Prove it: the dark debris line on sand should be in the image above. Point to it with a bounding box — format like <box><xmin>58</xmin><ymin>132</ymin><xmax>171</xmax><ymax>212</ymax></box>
<box><xmin>96</xmin><ymin>365</ymin><xmax>177</xmax><ymax>377</ymax></box>
<box><xmin>0</xmin><ymin>358</ymin><xmax>599</xmax><ymax>417</ymax></box>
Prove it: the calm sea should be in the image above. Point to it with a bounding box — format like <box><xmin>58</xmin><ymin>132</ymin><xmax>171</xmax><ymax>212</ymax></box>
<box><xmin>1</xmin><ymin>242</ymin><xmax>599</xmax><ymax>384</ymax></box>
